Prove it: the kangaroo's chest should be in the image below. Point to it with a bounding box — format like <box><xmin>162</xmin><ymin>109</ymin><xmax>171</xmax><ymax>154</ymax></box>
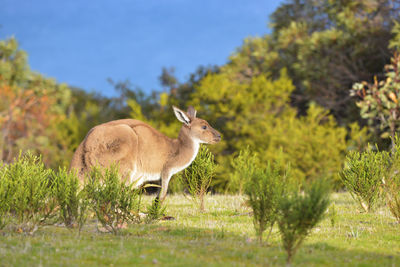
<box><xmin>170</xmin><ymin>142</ymin><xmax>199</xmax><ymax>175</ymax></box>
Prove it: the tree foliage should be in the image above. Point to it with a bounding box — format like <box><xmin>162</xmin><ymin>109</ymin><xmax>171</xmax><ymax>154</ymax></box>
<box><xmin>352</xmin><ymin>53</ymin><xmax>400</xmax><ymax>145</ymax></box>
<box><xmin>0</xmin><ymin>38</ymin><xmax>72</xmax><ymax>167</ymax></box>
<box><xmin>190</xmin><ymin>70</ymin><xmax>359</xmax><ymax>189</ymax></box>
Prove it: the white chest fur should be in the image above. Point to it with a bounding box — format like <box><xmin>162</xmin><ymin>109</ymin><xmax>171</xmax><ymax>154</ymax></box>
<box><xmin>171</xmin><ymin>140</ymin><xmax>200</xmax><ymax>175</ymax></box>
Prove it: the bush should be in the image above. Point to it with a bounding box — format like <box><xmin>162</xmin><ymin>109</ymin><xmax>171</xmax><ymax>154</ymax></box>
<box><xmin>244</xmin><ymin>162</ymin><xmax>287</xmax><ymax>243</ymax></box>
<box><xmin>277</xmin><ymin>179</ymin><xmax>331</xmax><ymax>264</ymax></box>
<box><xmin>385</xmin><ymin>136</ymin><xmax>400</xmax><ymax>223</ymax></box>
<box><xmin>0</xmin><ymin>162</ymin><xmax>11</xmax><ymax>229</ymax></box>
<box><xmin>385</xmin><ymin>176</ymin><xmax>400</xmax><ymax>223</ymax></box>
<box><xmin>230</xmin><ymin>146</ymin><xmax>258</xmax><ymax>194</ymax></box>
<box><xmin>0</xmin><ymin>152</ymin><xmax>57</xmax><ymax>234</ymax></box>
<box><xmin>340</xmin><ymin>148</ymin><xmax>388</xmax><ymax>212</ymax></box>
<box><xmin>51</xmin><ymin>167</ymin><xmax>88</xmax><ymax>229</ymax></box>
<box><xmin>84</xmin><ymin>165</ymin><xmax>142</xmax><ymax>234</ymax></box>
<box><xmin>144</xmin><ymin>198</ymin><xmax>166</xmax><ymax>224</ymax></box>
<box><xmin>181</xmin><ymin>145</ymin><xmax>216</xmax><ymax>212</ymax></box>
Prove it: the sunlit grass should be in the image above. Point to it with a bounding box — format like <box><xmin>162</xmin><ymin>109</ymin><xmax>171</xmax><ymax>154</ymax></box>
<box><xmin>0</xmin><ymin>192</ymin><xmax>399</xmax><ymax>266</ymax></box>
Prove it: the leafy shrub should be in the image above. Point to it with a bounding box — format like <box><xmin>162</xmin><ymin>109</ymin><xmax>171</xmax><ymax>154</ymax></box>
<box><xmin>340</xmin><ymin>148</ymin><xmax>388</xmax><ymax>212</ymax></box>
<box><xmin>84</xmin><ymin>165</ymin><xmax>142</xmax><ymax>234</ymax></box>
<box><xmin>1</xmin><ymin>152</ymin><xmax>57</xmax><ymax>234</ymax></box>
<box><xmin>385</xmin><ymin>136</ymin><xmax>400</xmax><ymax>223</ymax></box>
<box><xmin>0</xmin><ymin>162</ymin><xmax>11</xmax><ymax>229</ymax></box>
<box><xmin>230</xmin><ymin>146</ymin><xmax>258</xmax><ymax>194</ymax></box>
<box><xmin>277</xmin><ymin>179</ymin><xmax>331</xmax><ymax>264</ymax></box>
<box><xmin>181</xmin><ymin>146</ymin><xmax>216</xmax><ymax>212</ymax></box>
<box><xmin>244</xmin><ymin>162</ymin><xmax>287</xmax><ymax>243</ymax></box>
<box><xmin>385</xmin><ymin>177</ymin><xmax>400</xmax><ymax>223</ymax></box>
<box><xmin>144</xmin><ymin>198</ymin><xmax>166</xmax><ymax>224</ymax></box>
<box><xmin>51</xmin><ymin>167</ymin><xmax>88</xmax><ymax>229</ymax></box>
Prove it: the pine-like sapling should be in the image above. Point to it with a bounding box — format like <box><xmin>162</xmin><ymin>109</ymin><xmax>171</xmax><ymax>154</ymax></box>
<box><xmin>385</xmin><ymin>177</ymin><xmax>400</xmax><ymax>223</ymax></box>
<box><xmin>277</xmin><ymin>179</ymin><xmax>331</xmax><ymax>264</ymax></box>
<box><xmin>340</xmin><ymin>148</ymin><xmax>388</xmax><ymax>212</ymax></box>
<box><xmin>385</xmin><ymin>136</ymin><xmax>400</xmax><ymax>223</ymax></box>
<box><xmin>144</xmin><ymin>198</ymin><xmax>166</xmax><ymax>224</ymax></box>
<box><xmin>85</xmin><ymin>165</ymin><xmax>142</xmax><ymax>234</ymax></box>
<box><xmin>5</xmin><ymin>152</ymin><xmax>57</xmax><ymax>234</ymax></box>
<box><xmin>51</xmin><ymin>167</ymin><xmax>88</xmax><ymax>228</ymax></box>
<box><xmin>244</xmin><ymin>162</ymin><xmax>287</xmax><ymax>243</ymax></box>
<box><xmin>230</xmin><ymin>146</ymin><xmax>258</xmax><ymax>194</ymax></box>
<box><xmin>181</xmin><ymin>145</ymin><xmax>216</xmax><ymax>212</ymax></box>
<box><xmin>0</xmin><ymin>162</ymin><xmax>10</xmax><ymax>230</ymax></box>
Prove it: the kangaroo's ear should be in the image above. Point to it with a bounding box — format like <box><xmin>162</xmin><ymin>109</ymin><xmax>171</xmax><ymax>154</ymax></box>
<box><xmin>173</xmin><ymin>106</ymin><xmax>191</xmax><ymax>125</ymax></box>
<box><xmin>187</xmin><ymin>106</ymin><xmax>197</xmax><ymax>118</ymax></box>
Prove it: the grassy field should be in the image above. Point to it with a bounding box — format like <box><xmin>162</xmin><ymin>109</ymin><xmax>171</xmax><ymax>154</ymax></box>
<box><xmin>0</xmin><ymin>192</ymin><xmax>399</xmax><ymax>267</ymax></box>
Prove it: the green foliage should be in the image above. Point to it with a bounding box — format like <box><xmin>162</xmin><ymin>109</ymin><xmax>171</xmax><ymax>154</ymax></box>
<box><xmin>0</xmin><ymin>37</ymin><xmax>73</xmax><ymax>167</ymax></box>
<box><xmin>0</xmin><ymin>152</ymin><xmax>56</xmax><ymax>233</ymax></box>
<box><xmin>144</xmin><ymin>198</ymin><xmax>166</xmax><ymax>224</ymax></box>
<box><xmin>192</xmin><ymin>71</ymin><xmax>356</xmax><ymax>190</ymax></box>
<box><xmin>84</xmin><ymin>165</ymin><xmax>142</xmax><ymax>234</ymax></box>
<box><xmin>352</xmin><ymin>53</ymin><xmax>400</xmax><ymax>144</ymax></box>
<box><xmin>180</xmin><ymin>145</ymin><xmax>217</xmax><ymax>212</ymax></box>
<box><xmin>230</xmin><ymin>146</ymin><xmax>258</xmax><ymax>194</ymax></box>
<box><xmin>269</xmin><ymin>0</ymin><xmax>399</xmax><ymax>122</ymax></box>
<box><xmin>389</xmin><ymin>21</ymin><xmax>400</xmax><ymax>50</ymax></box>
<box><xmin>340</xmin><ymin>148</ymin><xmax>388</xmax><ymax>212</ymax></box>
<box><xmin>277</xmin><ymin>179</ymin><xmax>331</xmax><ymax>264</ymax></box>
<box><xmin>385</xmin><ymin>173</ymin><xmax>400</xmax><ymax>223</ymax></box>
<box><xmin>50</xmin><ymin>167</ymin><xmax>88</xmax><ymax>229</ymax></box>
<box><xmin>328</xmin><ymin>204</ymin><xmax>338</xmax><ymax>227</ymax></box>
<box><xmin>244</xmin><ymin>162</ymin><xmax>288</xmax><ymax>243</ymax></box>
<box><xmin>385</xmin><ymin>135</ymin><xmax>400</xmax><ymax>223</ymax></box>
<box><xmin>0</xmin><ymin>162</ymin><xmax>10</xmax><ymax>229</ymax></box>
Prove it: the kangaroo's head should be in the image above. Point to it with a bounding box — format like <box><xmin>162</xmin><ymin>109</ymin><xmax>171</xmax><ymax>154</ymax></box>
<box><xmin>173</xmin><ymin>106</ymin><xmax>221</xmax><ymax>144</ymax></box>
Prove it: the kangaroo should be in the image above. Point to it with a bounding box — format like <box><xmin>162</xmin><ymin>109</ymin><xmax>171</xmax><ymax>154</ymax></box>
<box><xmin>70</xmin><ymin>106</ymin><xmax>221</xmax><ymax>201</ymax></box>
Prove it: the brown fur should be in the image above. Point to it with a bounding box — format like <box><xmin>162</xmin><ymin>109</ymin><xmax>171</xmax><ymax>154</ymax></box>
<box><xmin>70</xmin><ymin>106</ymin><xmax>221</xmax><ymax>201</ymax></box>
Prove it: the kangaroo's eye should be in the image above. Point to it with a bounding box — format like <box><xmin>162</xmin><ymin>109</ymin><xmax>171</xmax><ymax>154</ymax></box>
<box><xmin>202</xmin><ymin>125</ymin><xmax>207</xmax><ymax>130</ymax></box>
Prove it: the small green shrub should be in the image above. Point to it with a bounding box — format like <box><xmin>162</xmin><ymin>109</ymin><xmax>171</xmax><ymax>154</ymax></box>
<box><xmin>85</xmin><ymin>165</ymin><xmax>142</xmax><ymax>234</ymax></box>
<box><xmin>0</xmin><ymin>162</ymin><xmax>11</xmax><ymax>229</ymax></box>
<box><xmin>244</xmin><ymin>162</ymin><xmax>287</xmax><ymax>243</ymax></box>
<box><xmin>3</xmin><ymin>152</ymin><xmax>57</xmax><ymax>233</ymax></box>
<box><xmin>181</xmin><ymin>146</ymin><xmax>216</xmax><ymax>212</ymax></box>
<box><xmin>144</xmin><ymin>198</ymin><xmax>166</xmax><ymax>224</ymax></box>
<box><xmin>230</xmin><ymin>146</ymin><xmax>258</xmax><ymax>194</ymax></box>
<box><xmin>277</xmin><ymin>179</ymin><xmax>331</xmax><ymax>264</ymax></box>
<box><xmin>340</xmin><ymin>148</ymin><xmax>388</xmax><ymax>212</ymax></box>
<box><xmin>51</xmin><ymin>167</ymin><xmax>88</xmax><ymax>228</ymax></box>
<box><xmin>385</xmin><ymin>177</ymin><xmax>400</xmax><ymax>223</ymax></box>
<box><xmin>385</xmin><ymin>136</ymin><xmax>400</xmax><ymax>223</ymax></box>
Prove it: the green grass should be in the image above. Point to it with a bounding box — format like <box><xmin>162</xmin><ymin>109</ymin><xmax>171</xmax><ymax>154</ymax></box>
<box><xmin>0</xmin><ymin>193</ymin><xmax>399</xmax><ymax>266</ymax></box>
